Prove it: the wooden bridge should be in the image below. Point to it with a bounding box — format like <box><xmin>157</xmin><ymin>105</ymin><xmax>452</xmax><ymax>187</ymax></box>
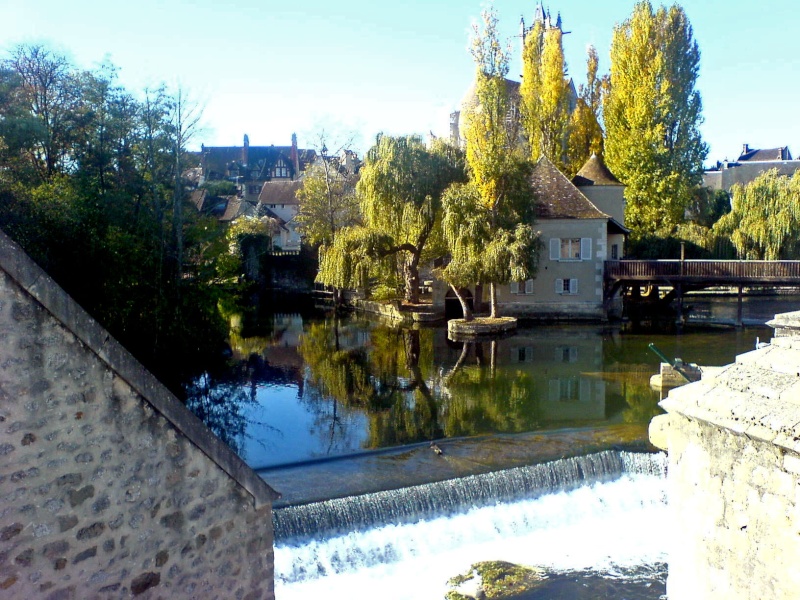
<box><xmin>604</xmin><ymin>260</ymin><xmax>800</xmax><ymax>324</ymax></box>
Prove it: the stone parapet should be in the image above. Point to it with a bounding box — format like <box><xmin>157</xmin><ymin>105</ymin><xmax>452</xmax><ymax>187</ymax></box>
<box><xmin>0</xmin><ymin>230</ymin><xmax>277</xmax><ymax>599</ymax></box>
<box><xmin>655</xmin><ymin>309</ymin><xmax>800</xmax><ymax>599</ymax></box>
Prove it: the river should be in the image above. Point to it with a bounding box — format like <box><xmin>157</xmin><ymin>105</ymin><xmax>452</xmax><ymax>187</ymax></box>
<box><xmin>183</xmin><ymin>293</ymin><xmax>799</xmax><ymax>599</ymax></box>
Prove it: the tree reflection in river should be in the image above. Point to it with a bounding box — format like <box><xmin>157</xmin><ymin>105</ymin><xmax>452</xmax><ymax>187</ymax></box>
<box><xmin>185</xmin><ymin>303</ymin><xmax>772</xmax><ymax>467</ymax></box>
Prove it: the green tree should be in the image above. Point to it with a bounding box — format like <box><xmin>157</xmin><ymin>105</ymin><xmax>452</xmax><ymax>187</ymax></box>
<box><xmin>604</xmin><ymin>1</ymin><xmax>707</xmax><ymax>235</ymax></box>
<box><xmin>520</xmin><ymin>20</ymin><xmax>571</xmax><ymax>170</ymax></box>
<box><xmin>452</xmin><ymin>6</ymin><xmax>540</xmax><ymax>319</ymax></box>
<box><xmin>318</xmin><ymin>135</ymin><xmax>464</xmax><ymax>303</ymax></box>
<box><xmin>296</xmin><ymin>150</ymin><xmax>359</xmax><ymax>249</ymax></box>
<box><xmin>714</xmin><ymin>169</ymin><xmax>800</xmax><ymax>259</ymax></box>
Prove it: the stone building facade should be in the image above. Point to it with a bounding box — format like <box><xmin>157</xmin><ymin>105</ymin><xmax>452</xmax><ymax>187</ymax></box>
<box><xmin>651</xmin><ymin>310</ymin><xmax>800</xmax><ymax>598</ymax></box>
<box><xmin>0</xmin><ymin>230</ymin><xmax>279</xmax><ymax>599</ymax></box>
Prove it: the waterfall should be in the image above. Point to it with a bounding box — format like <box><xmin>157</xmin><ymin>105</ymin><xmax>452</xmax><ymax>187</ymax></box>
<box><xmin>273</xmin><ymin>450</ymin><xmax>666</xmax><ymax>541</ymax></box>
<box><xmin>274</xmin><ymin>450</ymin><xmax>669</xmax><ymax>600</ymax></box>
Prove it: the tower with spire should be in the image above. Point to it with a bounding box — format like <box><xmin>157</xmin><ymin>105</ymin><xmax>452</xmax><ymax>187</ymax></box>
<box><xmin>519</xmin><ymin>2</ymin><xmax>568</xmax><ymax>59</ymax></box>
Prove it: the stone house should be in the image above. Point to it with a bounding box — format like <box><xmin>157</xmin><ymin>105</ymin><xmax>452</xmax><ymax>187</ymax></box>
<box><xmin>499</xmin><ymin>154</ymin><xmax>627</xmax><ymax>320</ymax></box>
<box><xmin>703</xmin><ymin>143</ymin><xmax>800</xmax><ymax>191</ymax></box>
<box><xmin>257</xmin><ymin>180</ymin><xmax>304</xmax><ymax>252</ymax></box>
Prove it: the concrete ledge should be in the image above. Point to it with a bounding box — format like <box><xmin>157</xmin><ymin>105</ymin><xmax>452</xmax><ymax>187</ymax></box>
<box><xmin>447</xmin><ymin>316</ymin><xmax>517</xmax><ymax>338</ymax></box>
<box><xmin>0</xmin><ymin>229</ymin><xmax>279</xmax><ymax>506</ymax></box>
<box><xmin>355</xmin><ymin>299</ymin><xmax>444</xmax><ymax>323</ymax></box>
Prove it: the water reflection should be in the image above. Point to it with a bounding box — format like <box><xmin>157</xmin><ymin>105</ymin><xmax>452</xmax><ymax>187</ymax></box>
<box><xmin>187</xmin><ymin>301</ymin><xmax>773</xmax><ymax>469</ymax></box>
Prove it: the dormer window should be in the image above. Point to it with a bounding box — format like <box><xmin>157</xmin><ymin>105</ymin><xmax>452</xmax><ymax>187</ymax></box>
<box><xmin>273</xmin><ymin>159</ymin><xmax>289</xmax><ymax>178</ymax></box>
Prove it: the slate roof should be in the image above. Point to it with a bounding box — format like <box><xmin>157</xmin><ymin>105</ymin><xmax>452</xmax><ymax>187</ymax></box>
<box><xmin>258</xmin><ymin>180</ymin><xmax>303</xmax><ymax>206</ymax></box>
<box><xmin>738</xmin><ymin>145</ymin><xmax>793</xmax><ymax>162</ymax></box>
<box><xmin>572</xmin><ymin>153</ymin><xmax>622</xmax><ymax>186</ymax></box>
<box><xmin>200</xmin><ymin>144</ymin><xmax>317</xmax><ymax>182</ymax></box>
<box><xmin>531</xmin><ymin>156</ymin><xmax>608</xmax><ymax>219</ymax></box>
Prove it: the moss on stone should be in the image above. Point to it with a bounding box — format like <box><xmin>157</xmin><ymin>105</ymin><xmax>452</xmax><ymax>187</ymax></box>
<box><xmin>446</xmin><ymin>561</ymin><xmax>546</xmax><ymax>599</ymax></box>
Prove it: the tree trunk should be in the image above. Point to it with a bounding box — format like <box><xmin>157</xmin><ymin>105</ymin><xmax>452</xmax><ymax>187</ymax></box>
<box><xmin>403</xmin><ymin>251</ymin><xmax>421</xmax><ymax>304</ymax></box>
<box><xmin>450</xmin><ymin>285</ymin><xmax>474</xmax><ymax>321</ymax></box>
<box><xmin>489</xmin><ymin>282</ymin><xmax>499</xmax><ymax>318</ymax></box>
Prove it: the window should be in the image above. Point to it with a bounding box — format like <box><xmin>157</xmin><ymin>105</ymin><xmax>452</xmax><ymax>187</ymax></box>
<box><xmin>555</xmin><ymin>346</ymin><xmax>578</xmax><ymax>363</ymax></box>
<box><xmin>555</xmin><ymin>278</ymin><xmax>578</xmax><ymax>295</ymax></box>
<box><xmin>611</xmin><ymin>244</ymin><xmax>619</xmax><ymax>260</ymax></box>
<box><xmin>248</xmin><ymin>185</ymin><xmax>260</xmax><ymax>195</ymax></box>
<box><xmin>273</xmin><ymin>159</ymin><xmax>289</xmax><ymax>178</ymax></box>
<box><xmin>510</xmin><ymin>280</ymin><xmax>535</xmax><ymax>295</ymax></box>
<box><xmin>561</xmin><ymin>238</ymin><xmax>581</xmax><ymax>259</ymax></box>
<box><xmin>549</xmin><ymin>238</ymin><xmax>592</xmax><ymax>261</ymax></box>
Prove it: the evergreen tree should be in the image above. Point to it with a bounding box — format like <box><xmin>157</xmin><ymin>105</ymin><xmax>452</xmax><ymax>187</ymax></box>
<box><xmin>604</xmin><ymin>1</ymin><xmax>707</xmax><ymax>235</ymax></box>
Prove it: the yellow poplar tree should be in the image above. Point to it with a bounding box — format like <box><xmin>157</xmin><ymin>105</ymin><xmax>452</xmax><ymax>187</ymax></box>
<box><xmin>443</xmin><ymin>6</ymin><xmax>539</xmax><ymax>320</ymax></box>
<box><xmin>604</xmin><ymin>1</ymin><xmax>707</xmax><ymax>236</ymax></box>
<box><xmin>566</xmin><ymin>46</ymin><xmax>605</xmax><ymax>176</ymax></box>
<box><xmin>520</xmin><ymin>21</ymin><xmax>571</xmax><ymax>170</ymax></box>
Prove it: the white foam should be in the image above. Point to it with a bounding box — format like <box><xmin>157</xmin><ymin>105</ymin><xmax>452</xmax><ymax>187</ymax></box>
<box><xmin>275</xmin><ymin>472</ymin><xmax>668</xmax><ymax>600</ymax></box>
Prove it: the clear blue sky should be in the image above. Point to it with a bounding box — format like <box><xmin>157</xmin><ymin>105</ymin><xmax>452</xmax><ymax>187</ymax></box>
<box><xmin>3</xmin><ymin>0</ymin><xmax>799</xmax><ymax>164</ymax></box>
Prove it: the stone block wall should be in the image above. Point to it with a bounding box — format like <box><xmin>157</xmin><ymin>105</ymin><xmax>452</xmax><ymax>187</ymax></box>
<box><xmin>652</xmin><ymin>310</ymin><xmax>800</xmax><ymax>599</ymax></box>
<box><xmin>656</xmin><ymin>413</ymin><xmax>800</xmax><ymax>598</ymax></box>
<box><xmin>0</xmin><ymin>231</ymin><xmax>278</xmax><ymax>599</ymax></box>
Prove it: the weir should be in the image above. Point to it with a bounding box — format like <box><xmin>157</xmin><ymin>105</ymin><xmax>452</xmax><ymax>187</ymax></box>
<box><xmin>274</xmin><ymin>450</ymin><xmax>669</xmax><ymax>600</ymax></box>
<box><xmin>273</xmin><ymin>450</ymin><xmax>666</xmax><ymax>542</ymax></box>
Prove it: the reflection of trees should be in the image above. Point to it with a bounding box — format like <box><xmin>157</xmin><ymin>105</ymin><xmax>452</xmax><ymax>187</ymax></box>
<box><xmin>441</xmin><ymin>341</ymin><xmax>540</xmax><ymax>436</ymax></box>
<box><xmin>185</xmin><ymin>373</ymin><xmax>253</xmax><ymax>455</ymax></box>
<box><xmin>298</xmin><ymin>320</ymin><xmax>445</xmax><ymax>449</ymax></box>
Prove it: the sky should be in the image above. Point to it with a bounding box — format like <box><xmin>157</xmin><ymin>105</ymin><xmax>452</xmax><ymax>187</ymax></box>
<box><xmin>2</xmin><ymin>0</ymin><xmax>799</xmax><ymax>165</ymax></box>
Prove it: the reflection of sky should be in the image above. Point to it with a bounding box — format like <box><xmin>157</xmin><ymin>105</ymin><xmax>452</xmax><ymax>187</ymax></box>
<box><xmin>240</xmin><ymin>382</ymin><xmax>369</xmax><ymax>470</ymax></box>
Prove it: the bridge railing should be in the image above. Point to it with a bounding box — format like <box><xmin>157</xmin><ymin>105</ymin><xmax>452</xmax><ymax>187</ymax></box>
<box><xmin>605</xmin><ymin>260</ymin><xmax>800</xmax><ymax>281</ymax></box>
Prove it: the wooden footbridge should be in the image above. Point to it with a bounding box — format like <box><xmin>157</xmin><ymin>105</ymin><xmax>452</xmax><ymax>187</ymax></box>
<box><xmin>604</xmin><ymin>260</ymin><xmax>800</xmax><ymax>324</ymax></box>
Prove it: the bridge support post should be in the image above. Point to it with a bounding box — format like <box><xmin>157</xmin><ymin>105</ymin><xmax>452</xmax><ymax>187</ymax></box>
<box><xmin>675</xmin><ymin>283</ymin><xmax>684</xmax><ymax>327</ymax></box>
<box><xmin>736</xmin><ymin>285</ymin><xmax>743</xmax><ymax>327</ymax></box>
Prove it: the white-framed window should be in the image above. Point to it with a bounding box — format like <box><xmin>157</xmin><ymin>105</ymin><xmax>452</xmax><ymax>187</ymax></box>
<box><xmin>549</xmin><ymin>378</ymin><xmax>592</xmax><ymax>402</ymax></box>
<box><xmin>549</xmin><ymin>237</ymin><xmax>592</xmax><ymax>261</ymax></box>
<box><xmin>510</xmin><ymin>279</ymin><xmax>535</xmax><ymax>295</ymax></box>
<box><xmin>611</xmin><ymin>243</ymin><xmax>619</xmax><ymax>260</ymax></box>
<box><xmin>555</xmin><ymin>278</ymin><xmax>578</xmax><ymax>295</ymax></box>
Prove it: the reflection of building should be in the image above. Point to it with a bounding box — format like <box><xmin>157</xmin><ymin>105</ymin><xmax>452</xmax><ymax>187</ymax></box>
<box><xmin>505</xmin><ymin>328</ymin><xmax>606</xmax><ymax>422</ymax></box>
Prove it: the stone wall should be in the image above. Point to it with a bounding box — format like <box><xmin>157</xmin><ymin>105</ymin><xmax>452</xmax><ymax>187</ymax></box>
<box><xmin>0</xmin><ymin>231</ymin><xmax>278</xmax><ymax>599</ymax></box>
<box><xmin>651</xmin><ymin>310</ymin><xmax>800</xmax><ymax>599</ymax></box>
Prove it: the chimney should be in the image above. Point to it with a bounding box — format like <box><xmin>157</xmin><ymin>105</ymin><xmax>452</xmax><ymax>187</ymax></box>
<box><xmin>742</xmin><ymin>143</ymin><xmax>749</xmax><ymax>156</ymax></box>
<box><xmin>291</xmin><ymin>133</ymin><xmax>299</xmax><ymax>179</ymax></box>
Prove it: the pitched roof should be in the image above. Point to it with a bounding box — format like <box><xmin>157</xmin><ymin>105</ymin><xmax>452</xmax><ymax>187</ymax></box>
<box><xmin>258</xmin><ymin>180</ymin><xmax>303</xmax><ymax>206</ymax></box>
<box><xmin>738</xmin><ymin>145</ymin><xmax>793</xmax><ymax>162</ymax></box>
<box><xmin>572</xmin><ymin>153</ymin><xmax>622</xmax><ymax>186</ymax></box>
<box><xmin>200</xmin><ymin>144</ymin><xmax>317</xmax><ymax>181</ymax></box>
<box><xmin>530</xmin><ymin>156</ymin><xmax>608</xmax><ymax>219</ymax></box>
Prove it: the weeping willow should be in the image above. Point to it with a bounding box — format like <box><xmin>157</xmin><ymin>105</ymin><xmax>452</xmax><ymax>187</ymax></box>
<box><xmin>317</xmin><ymin>135</ymin><xmax>464</xmax><ymax>302</ymax></box>
<box><xmin>455</xmin><ymin>7</ymin><xmax>540</xmax><ymax>319</ymax></box>
<box><xmin>713</xmin><ymin>169</ymin><xmax>800</xmax><ymax>259</ymax></box>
